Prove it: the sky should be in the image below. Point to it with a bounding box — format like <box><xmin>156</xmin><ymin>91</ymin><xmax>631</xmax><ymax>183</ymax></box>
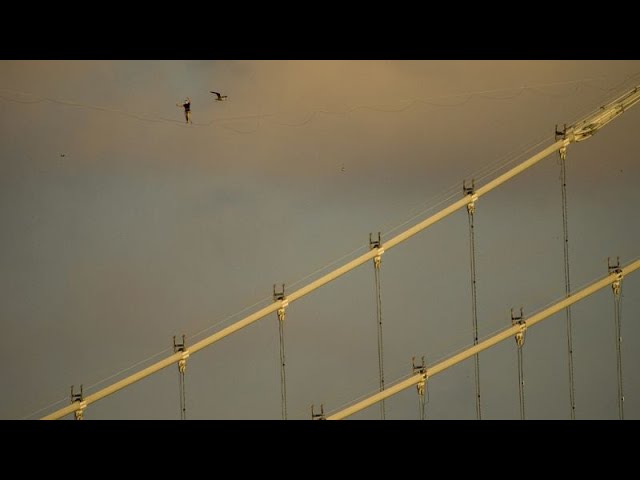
<box><xmin>1</xmin><ymin>60</ymin><xmax>639</xmax><ymax>420</ymax></box>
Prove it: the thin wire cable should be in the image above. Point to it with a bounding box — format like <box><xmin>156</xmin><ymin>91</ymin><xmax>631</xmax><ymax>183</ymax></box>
<box><xmin>425</xmin><ymin>379</ymin><xmax>430</xmax><ymax>420</ymax></box>
<box><xmin>0</xmin><ymin>88</ymin><xmax>280</xmax><ymax>129</ymax></box>
<box><xmin>525</xmin><ymin>82</ymin><xmax>583</xmax><ymax>99</ymax></box>
<box><xmin>278</xmin><ymin>315</ymin><xmax>288</xmax><ymax>420</ymax></box>
<box><xmin>580</xmin><ymin>71</ymin><xmax>640</xmax><ymax>93</ymax></box>
<box><xmin>1</xmin><ymin>73</ymin><xmax>633</xmax><ymax>145</ymax></box>
<box><xmin>306</xmin><ymin>76</ymin><xmax>608</xmax><ymax>116</ymax></box>
<box><xmin>467</xmin><ymin>206</ymin><xmax>482</xmax><ymax>420</ymax></box>
<box><xmin>223</xmin><ymin>76</ymin><xmax>607</xmax><ymax>131</ymax></box>
<box><xmin>20</xmin><ymin>396</ymin><xmax>69</xmax><ymax>420</ymax></box>
<box><xmin>373</xmin><ymin>257</ymin><xmax>386</xmax><ymax>420</ymax></box>
<box><xmin>326</xmin><ymin>370</ymin><xmax>417</xmax><ymax>418</ymax></box>
<box><xmin>613</xmin><ymin>284</ymin><xmax>624</xmax><ymax>420</ymax></box>
<box><xmin>20</xmin><ymin>346</ymin><xmax>173</xmax><ymax>419</ymax></box>
<box><xmin>84</xmin><ymin>347</ymin><xmax>174</xmax><ymax>392</ymax></box>
<box><xmin>182</xmin><ymin>370</ymin><xmax>187</xmax><ymax>420</ymax></box>
<box><xmin>187</xmin><ymin>295</ymin><xmax>274</xmax><ymax>343</ymax></box>
<box><xmin>381</xmin><ymin>189</ymin><xmax>462</xmax><ymax>239</ymax></box>
<box><xmin>178</xmin><ymin>369</ymin><xmax>187</xmax><ymax>420</ymax></box>
<box><xmin>559</xmin><ymin>151</ymin><xmax>577</xmax><ymax>420</ymax></box>
<box><xmin>517</xmin><ymin>345</ymin><xmax>525</xmax><ymax>420</ymax></box>
<box><xmin>285</xmin><ymin>243</ymin><xmax>370</xmax><ymax>290</ymax></box>
<box><xmin>0</xmin><ymin>90</ymin><xmax>185</xmax><ymax>125</ymax></box>
<box><xmin>418</xmin><ymin>383</ymin><xmax>426</xmax><ymax>420</ymax></box>
<box><xmin>0</xmin><ymin>75</ymin><xmax>622</xmax><ymax>134</ymax></box>
<box><xmin>380</xmin><ymin>133</ymin><xmax>555</xmax><ymax>240</ymax></box>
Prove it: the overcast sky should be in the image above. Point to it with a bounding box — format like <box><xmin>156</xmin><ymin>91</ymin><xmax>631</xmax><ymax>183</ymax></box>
<box><xmin>1</xmin><ymin>60</ymin><xmax>639</xmax><ymax>420</ymax></box>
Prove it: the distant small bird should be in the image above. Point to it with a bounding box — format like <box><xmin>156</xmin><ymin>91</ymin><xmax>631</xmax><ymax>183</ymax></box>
<box><xmin>60</xmin><ymin>154</ymin><xmax>66</xmax><ymax>157</ymax></box>
<box><xmin>210</xmin><ymin>91</ymin><xmax>228</xmax><ymax>101</ymax></box>
<box><xmin>341</xmin><ymin>165</ymin><xmax>345</xmax><ymax>172</ymax></box>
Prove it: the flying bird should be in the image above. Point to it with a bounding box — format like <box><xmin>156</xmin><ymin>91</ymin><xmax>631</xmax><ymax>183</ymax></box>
<box><xmin>210</xmin><ymin>91</ymin><xmax>228</xmax><ymax>101</ymax></box>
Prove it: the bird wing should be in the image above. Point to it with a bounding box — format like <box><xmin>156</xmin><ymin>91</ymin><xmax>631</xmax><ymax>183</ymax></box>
<box><xmin>210</xmin><ymin>91</ymin><xmax>221</xmax><ymax>98</ymax></box>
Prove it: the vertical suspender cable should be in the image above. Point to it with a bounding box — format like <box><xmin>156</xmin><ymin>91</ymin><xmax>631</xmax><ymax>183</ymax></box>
<box><xmin>179</xmin><ymin>368</ymin><xmax>187</xmax><ymax>420</ymax></box>
<box><xmin>413</xmin><ymin>357</ymin><xmax>427</xmax><ymax>420</ymax></box>
<box><xmin>467</xmin><ymin>193</ymin><xmax>482</xmax><ymax>420</ymax></box>
<box><xmin>611</xmin><ymin>274</ymin><xmax>624</xmax><ymax>420</ymax></box>
<box><xmin>559</xmin><ymin>147</ymin><xmax>576</xmax><ymax>419</ymax></box>
<box><xmin>373</xmin><ymin>261</ymin><xmax>386</xmax><ymax>420</ymax></box>
<box><xmin>274</xmin><ymin>286</ymin><xmax>288</xmax><ymax>420</ymax></box>
<box><xmin>512</xmin><ymin>310</ymin><xmax>526</xmax><ymax>420</ymax></box>
<box><xmin>517</xmin><ymin>345</ymin><xmax>525</xmax><ymax>420</ymax></box>
<box><xmin>418</xmin><ymin>392</ymin><xmax>426</xmax><ymax>420</ymax></box>
<box><xmin>278</xmin><ymin>315</ymin><xmax>288</xmax><ymax>420</ymax></box>
<box><xmin>174</xmin><ymin>335</ymin><xmax>187</xmax><ymax>421</ymax></box>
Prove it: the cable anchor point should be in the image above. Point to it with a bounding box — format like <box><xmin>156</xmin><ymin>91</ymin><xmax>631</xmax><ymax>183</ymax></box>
<box><xmin>273</xmin><ymin>284</ymin><xmax>288</xmax><ymax>321</ymax></box>
<box><xmin>608</xmin><ymin>257</ymin><xmax>624</xmax><ymax>297</ymax></box>
<box><xmin>369</xmin><ymin>232</ymin><xmax>384</xmax><ymax>269</ymax></box>
<box><xmin>463</xmin><ymin>179</ymin><xmax>478</xmax><ymax>214</ymax></box>
<box><xmin>173</xmin><ymin>334</ymin><xmax>189</xmax><ymax>373</ymax></box>
<box><xmin>70</xmin><ymin>384</ymin><xmax>86</xmax><ymax>420</ymax></box>
<box><xmin>511</xmin><ymin>307</ymin><xmax>526</xmax><ymax>348</ymax></box>
<box><xmin>412</xmin><ymin>356</ymin><xmax>427</xmax><ymax>396</ymax></box>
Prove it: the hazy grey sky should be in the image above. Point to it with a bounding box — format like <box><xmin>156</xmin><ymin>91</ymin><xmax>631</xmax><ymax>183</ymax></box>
<box><xmin>1</xmin><ymin>60</ymin><xmax>639</xmax><ymax>419</ymax></box>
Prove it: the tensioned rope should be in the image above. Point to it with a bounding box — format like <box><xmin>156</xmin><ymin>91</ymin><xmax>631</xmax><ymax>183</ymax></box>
<box><xmin>608</xmin><ymin>258</ymin><xmax>625</xmax><ymax>420</ymax></box>
<box><xmin>0</xmin><ymin>75</ymin><xmax>623</xmax><ymax>133</ymax></box>
<box><xmin>558</xmin><ymin>144</ymin><xmax>577</xmax><ymax>420</ymax></box>
<box><xmin>613</xmin><ymin>283</ymin><xmax>624</xmax><ymax>420</ymax></box>
<box><xmin>274</xmin><ymin>286</ymin><xmax>288</xmax><ymax>421</ymax></box>
<box><xmin>173</xmin><ymin>335</ymin><xmax>188</xmax><ymax>420</ymax></box>
<box><xmin>465</xmin><ymin>182</ymin><xmax>482</xmax><ymax>420</ymax></box>
<box><xmin>370</xmin><ymin>234</ymin><xmax>386</xmax><ymax>420</ymax></box>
